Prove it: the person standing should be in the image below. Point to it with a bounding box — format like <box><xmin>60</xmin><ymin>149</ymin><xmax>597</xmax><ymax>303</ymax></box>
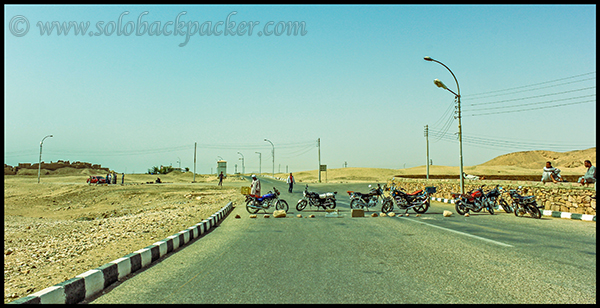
<box><xmin>250</xmin><ymin>174</ymin><xmax>261</xmax><ymax>197</ymax></box>
<box><xmin>287</xmin><ymin>172</ymin><xmax>295</xmax><ymax>193</ymax></box>
<box><xmin>218</xmin><ymin>171</ymin><xmax>224</xmax><ymax>187</ymax></box>
<box><xmin>121</xmin><ymin>173</ymin><xmax>125</xmax><ymax>185</ymax></box>
<box><xmin>106</xmin><ymin>173</ymin><xmax>111</xmax><ymax>185</ymax></box>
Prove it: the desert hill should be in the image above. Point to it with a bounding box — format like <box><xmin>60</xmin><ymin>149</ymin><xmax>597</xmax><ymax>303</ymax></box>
<box><xmin>279</xmin><ymin>148</ymin><xmax>596</xmax><ymax>182</ymax></box>
<box><xmin>480</xmin><ymin>147</ymin><xmax>596</xmax><ymax>169</ymax></box>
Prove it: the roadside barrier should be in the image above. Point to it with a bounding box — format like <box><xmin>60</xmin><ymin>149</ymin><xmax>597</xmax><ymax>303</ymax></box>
<box><xmin>8</xmin><ymin>202</ymin><xmax>234</xmax><ymax>304</ymax></box>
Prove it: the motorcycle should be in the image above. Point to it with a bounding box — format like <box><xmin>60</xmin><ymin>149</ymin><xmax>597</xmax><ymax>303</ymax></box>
<box><xmin>486</xmin><ymin>185</ymin><xmax>513</xmax><ymax>213</ymax></box>
<box><xmin>296</xmin><ymin>185</ymin><xmax>337</xmax><ymax>211</ymax></box>
<box><xmin>245</xmin><ymin>187</ymin><xmax>289</xmax><ymax>214</ymax></box>
<box><xmin>452</xmin><ymin>184</ymin><xmax>495</xmax><ymax>216</ymax></box>
<box><xmin>508</xmin><ymin>186</ymin><xmax>542</xmax><ymax>219</ymax></box>
<box><xmin>347</xmin><ymin>184</ymin><xmax>385</xmax><ymax>211</ymax></box>
<box><xmin>381</xmin><ymin>181</ymin><xmax>433</xmax><ymax>214</ymax></box>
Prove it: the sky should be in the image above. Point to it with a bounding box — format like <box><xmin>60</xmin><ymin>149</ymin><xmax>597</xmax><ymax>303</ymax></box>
<box><xmin>4</xmin><ymin>5</ymin><xmax>596</xmax><ymax>175</ymax></box>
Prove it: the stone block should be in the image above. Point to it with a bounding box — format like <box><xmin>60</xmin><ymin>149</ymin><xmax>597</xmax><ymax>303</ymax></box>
<box><xmin>273</xmin><ymin>210</ymin><xmax>286</xmax><ymax>218</ymax></box>
<box><xmin>351</xmin><ymin>209</ymin><xmax>364</xmax><ymax>217</ymax></box>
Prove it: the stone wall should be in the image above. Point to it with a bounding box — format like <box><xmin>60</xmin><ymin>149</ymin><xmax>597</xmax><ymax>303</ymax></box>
<box><xmin>388</xmin><ymin>177</ymin><xmax>596</xmax><ymax>215</ymax></box>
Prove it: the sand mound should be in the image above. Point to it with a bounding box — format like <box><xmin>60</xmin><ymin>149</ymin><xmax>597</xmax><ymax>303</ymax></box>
<box><xmin>480</xmin><ymin>148</ymin><xmax>596</xmax><ymax>169</ymax></box>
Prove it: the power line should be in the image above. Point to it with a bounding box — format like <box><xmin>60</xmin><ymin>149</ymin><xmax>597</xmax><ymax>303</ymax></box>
<box><xmin>465</xmin><ymin>86</ymin><xmax>595</xmax><ymax>107</ymax></box>
<box><xmin>465</xmin><ymin>71</ymin><xmax>596</xmax><ymax>99</ymax></box>
<box><xmin>465</xmin><ymin>99</ymin><xmax>595</xmax><ymax>117</ymax></box>
<box><xmin>429</xmin><ymin>128</ymin><xmax>593</xmax><ymax>151</ymax></box>
<box><xmin>463</xmin><ymin>94</ymin><xmax>596</xmax><ymax>114</ymax></box>
<box><xmin>463</xmin><ymin>77</ymin><xmax>596</xmax><ymax>101</ymax></box>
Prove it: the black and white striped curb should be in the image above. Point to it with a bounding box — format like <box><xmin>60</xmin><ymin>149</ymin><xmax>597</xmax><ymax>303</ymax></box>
<box><xmin>430</xmin><ymin>197</ymin><xmax>596</xmax><ymax>222</ymax></box>
<box><xmin>8</xmin><ymin>201</ymin><xmax>234</xmax><ymax>304</ymax></box>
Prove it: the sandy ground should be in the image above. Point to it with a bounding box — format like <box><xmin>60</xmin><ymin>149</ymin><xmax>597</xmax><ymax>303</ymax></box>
<box><xmin>4</xmin><ymin>147</ymin><xmax>595</xmax><ymax>302</ymax></box>
<box><xmin>3</xmin><ymin>172</ymin><xmax>247</xmax><ymax>303</ymax></box>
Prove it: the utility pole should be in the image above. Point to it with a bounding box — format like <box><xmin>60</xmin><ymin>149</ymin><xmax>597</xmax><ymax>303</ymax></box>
<box><xmin>317</xmin><ymin>138</ymin><xmax>321</xmax><ymax>183</ymax></box>
<box><xmin>425</xmin><ymin>125</ymin><xmax>429</xmax><ymax>180</ymax></box>
<box><xmin>255</xmin><ymin>152</ymin><xmax>261</xmax><ymax>176</ymax></box>
<box><xmin>193</xmin><ymin>142</ymin><xmax>197</xmax><ymax>182</ymax></box>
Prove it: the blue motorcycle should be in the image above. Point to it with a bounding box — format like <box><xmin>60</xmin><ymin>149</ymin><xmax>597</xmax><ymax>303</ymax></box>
<box><xmin>245</xmin><ymin>187</ymin><xmax>289</xmax><ymax>214</ymax></box>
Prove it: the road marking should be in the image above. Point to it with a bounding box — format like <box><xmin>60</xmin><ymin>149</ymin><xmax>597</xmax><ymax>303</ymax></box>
<box><xmin>403</xmin><ymin>218</ymin><xmax>514</xmax><ymax>248</ymax></box>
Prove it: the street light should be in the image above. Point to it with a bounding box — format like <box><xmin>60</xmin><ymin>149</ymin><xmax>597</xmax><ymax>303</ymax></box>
<box><xmin>424</xmin><ymin>56</ymin><xmax>465</xmax><ymax>194</ymax></box>
<box><xmin>37</xmin><ymin>134</ymin><xmax>53</xmax><ymax>183</ymax></box>
<box><xmin>237</xmin><ymin>151</ymin><xmax>245</xmax><ymax>175</ymax></box>
<box><xmin>264</xmin><ymin>138</ymin><xmax>274</xmax><ymax>178</ymax></box>
<box><xmin>255</xmin><ymin>152</ymin><xmax>261</xmax><ymax>176</ymax></box>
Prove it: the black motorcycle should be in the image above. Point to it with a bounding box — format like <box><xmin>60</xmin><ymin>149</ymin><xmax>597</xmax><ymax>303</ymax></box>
<box><xmin>296</xmin><ymin>185</ymin><xmax>337</xmax><ymax>211</ymax></box>
<box><xmin>453</xmin><ymin>185</ymin><xmax>495</xmax><ymax>216</ymax></box>
<box><xmin>347</xmin><ymin>184</ymin><xmax>385</xmax><ymax>211</ymax></box>
<box><xmin>484</xmin><ymin>184</ymin><xmax>513</xmax><ymax>213</ymax></box>
<box><xmin>508</xmin><ymin>186</ymin><xmax>542</xmax><ymax>219</ymax></box>
<box><xmin>381</xmin><ymin>181</ymin><xmax>433</xmax><ymax>214</ymax></box>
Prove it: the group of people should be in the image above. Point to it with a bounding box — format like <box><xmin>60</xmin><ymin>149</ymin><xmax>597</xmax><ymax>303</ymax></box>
<box><xmin>541</xmin><ymin>160</ymin><xmax>596</xmax><ymax>187</ymax></box>
<box><xmin>248</xmin><ymin>172</ymin><xmax>295</xmax><ymax>196</ymax></box>
<box><xmin>106</xmin><ymin>172</ymin><xmax>124</xmax><ymax>185</ymax></box>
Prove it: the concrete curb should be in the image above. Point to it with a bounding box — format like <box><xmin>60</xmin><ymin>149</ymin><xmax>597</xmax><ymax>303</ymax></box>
<box><xmin>8</xmin><ymin>201</ymin><xmax>234</xmax><ymax>304</ymax></box>
<box><xmin>430</xmin><ymin>197</ymin><xmax>596</xmax><ymax>222</ymax></box>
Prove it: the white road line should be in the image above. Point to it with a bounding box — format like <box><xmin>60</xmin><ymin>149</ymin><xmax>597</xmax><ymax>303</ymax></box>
<box><xmin>403</xmin><ymin>218</ymin><xmax>514</xmax><ymax>248</ymax></box>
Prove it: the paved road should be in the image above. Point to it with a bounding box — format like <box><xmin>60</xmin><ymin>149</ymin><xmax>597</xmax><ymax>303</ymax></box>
<box><xmin>90</xmin><ymin>177</ymin><xmax>596</xmax><ymax>304</ymax></box>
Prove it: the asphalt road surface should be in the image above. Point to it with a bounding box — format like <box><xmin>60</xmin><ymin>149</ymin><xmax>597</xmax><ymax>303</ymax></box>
<box><xmin>90</xmin><ymin>177</ymin><xmax>596</xmax><ymax>304</ymax></box>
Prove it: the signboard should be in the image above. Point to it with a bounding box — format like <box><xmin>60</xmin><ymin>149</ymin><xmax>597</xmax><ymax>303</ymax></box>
<box><xmin>320</xmin><ymin>165</ymin><xmax>327</xmax><ymax>171</ymax></box>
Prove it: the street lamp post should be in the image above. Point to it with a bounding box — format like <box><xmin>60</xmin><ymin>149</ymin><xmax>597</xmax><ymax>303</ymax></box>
<box><xmin>38</xmin><ymin>134</ymin><xmax>53</xmax><ymax>183</ymax></box>
<box><xmin>264</xmin><ymin>138</ymin><xmax>274</xmax><ymax>178</ymax></box>
<box><xmin>255</xmin><ymin>152</ymin><xmax>261</xmax><ymax>176</ymax></box>
<box><xmin>424</xmin><ymin>56</ymin><xmax>465</xmax><ymax>194</ymax></box>
<box><xmin>237</xmin><ymin>151</ymin><xmax>245</xmax><ymax>175</ymax></box>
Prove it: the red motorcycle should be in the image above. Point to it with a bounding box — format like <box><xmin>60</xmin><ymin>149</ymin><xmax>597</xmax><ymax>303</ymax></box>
<box><xmin>452</xmin><ymin>185</ymin><xmax>494</xmax><ymax>216</ymax></box>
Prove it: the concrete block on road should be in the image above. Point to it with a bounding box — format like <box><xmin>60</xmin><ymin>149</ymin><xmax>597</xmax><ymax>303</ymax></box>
<box><xmin>273</xmin><ymin>210</ymin><xmax>286</xmax><ymax>218</ymax></box>
<box><xmin>351</xmin><ymin>209</ymin><xmax>364</xmax><ymax>217</ymax></box>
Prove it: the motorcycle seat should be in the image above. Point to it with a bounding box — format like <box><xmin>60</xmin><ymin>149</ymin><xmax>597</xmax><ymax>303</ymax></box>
<box><xmin>407</xmin><ymin>189</ymin><xmax>423</xmax><ymax>196</ymax></box>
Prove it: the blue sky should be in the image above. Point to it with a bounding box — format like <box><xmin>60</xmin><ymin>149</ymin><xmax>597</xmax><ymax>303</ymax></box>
<box><xmin>4</xmin><ymin>5</ymin><xmax>596</xmax><ymax>174</ymax></box>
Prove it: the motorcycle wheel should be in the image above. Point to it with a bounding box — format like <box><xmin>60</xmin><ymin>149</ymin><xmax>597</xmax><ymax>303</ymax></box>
<box><xmin>327</xmin><ymin>200</ymin><xmax>337</xmax><ymax>209</ymax></box>
<box><xmin>296</xmin><ymin>200</ymin><xmax>307</xmax><ymax>211</ymax></box>
<box><xmin>514</xmin><ymin>205</ymin><xmax>522</xmax><ymax>217</ymax></box>
<box><xmin>350</xmin><ymin>199</ymin><xmax>364</xmax><ymax>210</ymax></box>
<box><xmin>413</xmin><ymin>199</ymin><xmax>430</xmax><ymax>214</ymax></box>
<box><xmin>455</xmin><ymin>201</ymin><xmax>469</xmax><ymax>216</ymax></box>
<box><xmin>246</xmin><ymin>199</ymin><xmax>260</xmax><ymax>214</ymax></box>
<box><xmin>488</xmin><ymin>204</ymin><xmax>495</xmax><ymax>215</ymax></box>
<box><xmin>275</xmin><ymin>200</ymin><xmax>289</xmax><ymax>212</ymax></box>
<box><xmin>381</xmin><ymin>199</ymin><xmax>393</xmax><ymax>213</ymax></box>
<box><xmin>499</xmin><ymin>199</ymin><xmax>512</xmax><ymax>213</ymax></box>
<box><xmin>527</xmin><ymin>204</ymin><xmax>541</xmax><ymax>219</ymax></box>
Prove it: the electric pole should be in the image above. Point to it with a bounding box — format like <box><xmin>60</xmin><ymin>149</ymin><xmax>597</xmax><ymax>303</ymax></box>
<box><xmin>425</xmin><ymin>125</ymin><xmax>429</xmax><ymax>180</ymax></box>
<box><xmin>317</xmin><ymin>138</ymin><xmax>321</xmax><ymax>183</ymax></box>
<box><xmin>193</xmin><ymin>142</ymin><xmax>197</xmax><ymax>182</ymax></box>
